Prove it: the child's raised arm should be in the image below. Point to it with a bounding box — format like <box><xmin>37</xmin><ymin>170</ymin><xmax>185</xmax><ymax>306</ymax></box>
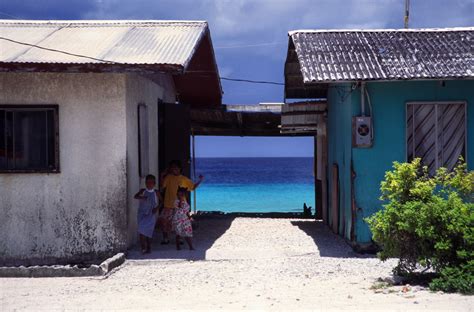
<box><xmin>134</xmin><ymin>188</ymin><xmax>146</xmax><ymax>199</ymax></box>
<box><xmin>193</xmin><ymin>175</ymin><xmax>205</xmax><ymax>189</ymax></box>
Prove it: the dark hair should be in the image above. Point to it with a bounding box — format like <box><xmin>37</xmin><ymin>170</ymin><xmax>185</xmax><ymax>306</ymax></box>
<box><xmin>169</xmin><ymin>160</ymin><xmax>182</xmax><ymax>169</ymax></box>
<box><xmin>145</xmin><ymin>174</ymin><xmax>156</xmax><ymax>182</ymax></box>
<box><xmin>177</xmin><ymin>186</ymin><xmax>188</xmax><ymax>194</ymax></box>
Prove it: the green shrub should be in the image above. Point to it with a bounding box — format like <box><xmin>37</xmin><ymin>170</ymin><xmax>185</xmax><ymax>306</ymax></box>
<box><xmin>429</xmin><ymin>261</ymin><xmax>474</xmax><ymax>295</ymax></box>
<box><xmin>366</xmin><ymin>158</ymin><xmax>474</xmax><ymax>294</ymax></box>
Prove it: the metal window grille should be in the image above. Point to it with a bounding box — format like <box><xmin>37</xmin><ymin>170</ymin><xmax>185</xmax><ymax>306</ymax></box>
<box><xmin>407</xmin><ymin>101</ymin><xmax>466</xmax><ymax>175</ymax></box>
<box><xmin>0</xmin><ymin>105</ymin><xmax>59</xmax><ymax>173</ymax></box>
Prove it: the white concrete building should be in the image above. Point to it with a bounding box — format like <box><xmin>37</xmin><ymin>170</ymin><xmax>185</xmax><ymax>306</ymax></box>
<box><xmin>0</xmin><ymin>20</ymin><xmax>221</xmax><ymax>266</ymax></box>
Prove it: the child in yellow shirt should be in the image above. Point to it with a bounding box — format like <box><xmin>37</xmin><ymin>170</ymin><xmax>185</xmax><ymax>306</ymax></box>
<box><xmin>159</xmin><ymin>160</ymin><xmax>203</xmax><ymax>244</ymax></box>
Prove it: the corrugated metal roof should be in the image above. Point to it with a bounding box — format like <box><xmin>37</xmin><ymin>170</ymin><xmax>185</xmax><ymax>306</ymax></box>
<box><xmin>0</xmin><ymin>20</ymin><xmax>208</xmax><ymax>70</ymax></box>
<box><xmin>289</xmin><ymin>27</ymin><xmax>474</xmax><ymax>83</ymax></box>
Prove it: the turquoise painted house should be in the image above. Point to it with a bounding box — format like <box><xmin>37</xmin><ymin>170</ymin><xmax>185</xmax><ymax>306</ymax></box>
<box><xmin>284</xmin><ymin>27</ymin><xmax>473</xmax><ymax>248</ymax></box>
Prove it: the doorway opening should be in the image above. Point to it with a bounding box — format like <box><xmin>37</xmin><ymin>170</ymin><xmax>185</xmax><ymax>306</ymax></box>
<box><xmin>191</xmin><ymin>136</ymin><xmax>315</xmax><ymax>214</ymax></box>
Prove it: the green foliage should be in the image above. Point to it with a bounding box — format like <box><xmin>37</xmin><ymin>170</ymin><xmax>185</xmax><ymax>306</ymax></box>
<box><xmin>366</xmin><ymin>158</ymin><xmax>474</xmax><ymax>293</ymax></box>
<box><xmin>429</xmin><ymin>261</ymin><xmax>474</xmax><ymax>295</ymax></box>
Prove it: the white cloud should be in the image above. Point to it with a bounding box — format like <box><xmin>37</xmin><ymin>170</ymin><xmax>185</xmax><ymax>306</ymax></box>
<box><xmin>218</xmin><ymin>65</ymin><xmax>234</xmax><ymax>77</ymax></box>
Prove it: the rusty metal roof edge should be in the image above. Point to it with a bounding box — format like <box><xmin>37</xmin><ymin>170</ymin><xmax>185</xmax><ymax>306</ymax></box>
<box><xmin>0</xmin><ymin>59</ymin><xmax>187</xmax><ymax>66</ymax></box>
<box><xmin>0</xmin><ymin>62</ymin><xmax>184</xmax><ymax>75</ymax></box>
<box><xmin>288</xmin><ymin>26</ymin><xmax>474</xmax><ymax>35</ymax></box>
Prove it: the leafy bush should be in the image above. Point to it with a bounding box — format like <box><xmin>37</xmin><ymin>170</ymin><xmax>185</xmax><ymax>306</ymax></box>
<box><xmin>429</xmin><ymin>261</ymin><xmax>474</xmax><ymax>294</ymax></box>
<box><xmin>366</xmin><ymin>158</ymin><xmax>474</xmax><ymax>294</ymax></box>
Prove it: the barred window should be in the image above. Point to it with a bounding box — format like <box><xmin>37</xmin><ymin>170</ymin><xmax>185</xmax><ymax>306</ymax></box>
<box><xmin>0</xmin><ymin>105</ymin><xmax>59</xmax><ymax>173</ymax></box>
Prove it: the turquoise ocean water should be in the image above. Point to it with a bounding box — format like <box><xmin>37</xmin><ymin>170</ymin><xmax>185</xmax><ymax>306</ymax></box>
<box><xmin>193</xmin><ymin>157</ymin><xmax>315</xmax><ymax>213</ymax></box>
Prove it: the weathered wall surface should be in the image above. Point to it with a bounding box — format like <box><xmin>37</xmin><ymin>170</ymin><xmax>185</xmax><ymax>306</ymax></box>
<box><xmin>0</xmin><ymin>72</ymin><xmax>128</xmax><ymax>265</ymax></box>
<box><xmin>352</xmin><ymin>80</ymin><xmax>474</xmax><ymax>243</ymax></box>
<box><xmin>125</xmin><ymin>73</ymin><xmax>174</xmax><ymax>246</ymax></box>
<box><xmin>327</xmin><ymin>80</ymin><xmax>474</xmax><ymax>245</ymax></box>
<box><xmin>327</xmin><ymin>84</ymin><xmax>354</xmax><ymax>241</ymax></box>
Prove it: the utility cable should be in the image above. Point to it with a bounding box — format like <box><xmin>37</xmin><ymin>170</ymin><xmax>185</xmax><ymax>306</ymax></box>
<box><xmin>0</xmin><ymin>36</ymin><xmax>286</xmax><ymax>85</ymax></box>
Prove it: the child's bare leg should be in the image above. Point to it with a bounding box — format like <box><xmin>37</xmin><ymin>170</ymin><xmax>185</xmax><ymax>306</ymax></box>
<box><xmin>185</xmin><ymin>237</ymin><xmax>194</xmax><ymax>250</ymax></box>
<box><xmin>176</xmin><ymin>235</ymin><xmax>181</xmax><ymax>250</ymax></box>
<box><xmin>146</xmin><ymin>237</ymin><xmax>152</xmax><ymax>253</ymax></box>
<box><xmin>161</xmin><ymin>231</ymin><xmax>170</xmax><ymax>244</ymax></box>
<box><xmin>139</xmin><ymin>234</ymin><xmax>147</xmax><ymax>254</ymax></box>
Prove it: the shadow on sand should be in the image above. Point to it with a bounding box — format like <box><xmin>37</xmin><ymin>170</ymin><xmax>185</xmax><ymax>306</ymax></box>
<box><xmin>128</xmin><ymin>215</ymin><xmax>373</xmax><ymax>261</ymax></box>
<box><xmin>127</xmin><ymin>216</ymin><xmax>236</xmax><ymax>261</ymax></box>
<box><xmin>291</xmin><ymin>219</ymin><xmax>374</xmax><ymax>258</ymax></box>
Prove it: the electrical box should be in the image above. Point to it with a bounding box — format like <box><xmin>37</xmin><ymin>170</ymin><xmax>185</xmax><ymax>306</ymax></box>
<box><xmin>352</xmin><ymin>116</ymin><xmax>373</xmax><ymax>147</ymax></box>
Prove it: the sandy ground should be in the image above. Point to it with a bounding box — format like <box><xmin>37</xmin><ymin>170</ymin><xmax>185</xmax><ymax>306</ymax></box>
<box><xmin>1</xmin><ymin>218</ymin><xmax>473</xmax><ymax>311</ymax></box>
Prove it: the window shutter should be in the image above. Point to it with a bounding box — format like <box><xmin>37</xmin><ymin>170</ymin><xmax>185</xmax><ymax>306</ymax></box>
<box><xmin>407</xmin><ymin>102</ymin><xmax>466</xmax><ymax>175</ymax></box>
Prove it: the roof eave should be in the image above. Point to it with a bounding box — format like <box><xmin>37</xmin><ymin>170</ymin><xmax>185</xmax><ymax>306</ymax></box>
<box><xmin>288</xmin><ymin>26</ymin><xmax>474</xmax><ymax>35</ymax></box>
<box><xmin>0</xmin><ymin>62</ymin><xmax>184</xmax><ymax>74</ymax></box>
<box><xmin>301</xmin><ymin>76</ymin><xmax>474</xmax><ymax>85</ymax></box>
<box><xmin>181</xmin><ymin>23</ymin><xmax>223</xmax><ymax>96</ymax></box>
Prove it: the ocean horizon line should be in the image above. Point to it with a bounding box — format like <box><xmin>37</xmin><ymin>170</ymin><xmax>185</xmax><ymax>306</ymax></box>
<box><xmin>195</xmin><ymin>156</ymin><xmax>313</xmax><ymax>159</ymax></box>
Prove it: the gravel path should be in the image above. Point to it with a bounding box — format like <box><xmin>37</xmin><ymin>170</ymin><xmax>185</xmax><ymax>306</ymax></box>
<box><xmin>1</xmin><ymin>218</ymin><xmax>472</xmax><ymax>311</ymax></box>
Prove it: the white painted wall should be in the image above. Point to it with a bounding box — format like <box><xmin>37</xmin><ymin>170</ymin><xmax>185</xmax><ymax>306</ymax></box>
<box><xmin>0</xmin><ymin>72</ymin><xmax>175</xmax><ymax>265</ymax></box>
<box><xmin>0</xmin><ymin>72</ymin><xmax>129</xmax><ymax>265</ymax></box>
<box><xmin>124</xmin><ymin>73</ymin><xmax>175</xmax><ymax>246</ymax></box>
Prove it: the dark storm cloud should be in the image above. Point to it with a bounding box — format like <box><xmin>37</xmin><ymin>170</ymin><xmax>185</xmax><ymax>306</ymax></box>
<box><xmin>1</xmin><ymin>0</ymin><xmax>472</xmax><ymax>104</ymax></box>
<box><xmin>77</xmin><ymin>0</ymin><xmax>473</xmax><ymax>103</ymax></box>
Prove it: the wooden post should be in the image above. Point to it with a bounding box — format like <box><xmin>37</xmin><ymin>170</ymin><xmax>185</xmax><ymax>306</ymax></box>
<box><xmin>192</xmin><ymin>131</ymin><xmax>197</xmax><ymax>214</ymax></box>
<box><xmin>321</xmin><ymin>133</ymin><xmax>328</xmax><ymax>224</ymax></box>
<box><xmin>331</xmin><ymin>164</ymin><xmax>339</xmax><ymax>234</ymax></box>
<box><xmin>314</xmin><ymin>135</ymin><xmax>323</xmax><ymax>220</ymax></box>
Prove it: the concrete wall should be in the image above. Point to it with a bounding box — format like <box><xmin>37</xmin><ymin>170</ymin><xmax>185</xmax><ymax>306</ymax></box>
<box><xmin>125</xmin><ymin>73</ymin><xmax>175</xmax><ymax>246</ymax></box>
<box><xmin>0</xmin><ymin>72</ymin><xmax>177</xmax><ymax>265</ymax></box>
<box><xmin>352</xmin><ymin>80</ymin><xmax>474</xmax><ymax>243</ymax></box>
<box><xmin>0</xmin><ymin>72</ymin><xmax>128</xmax><ymax>265</ymax></box>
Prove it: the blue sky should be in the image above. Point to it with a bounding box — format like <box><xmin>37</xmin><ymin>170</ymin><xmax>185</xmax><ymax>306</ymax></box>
<box><xmin>1</xmin><ymin>0</ymin><xmax>472</xmax><ymax>157</ymax></box>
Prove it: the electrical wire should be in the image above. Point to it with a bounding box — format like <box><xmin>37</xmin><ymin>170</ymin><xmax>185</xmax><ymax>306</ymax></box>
<box><xmin>0</xmin><ymin>35</ymin><xmax>356</xmax><ymax>94</ymax></box>
<box><xmin>0</xmin><ymin>12</ymin><xmax>20</xmax><ymax>19</ymax></box>
<box><xmin>365</xmin><ymin>87</ymin><xmax>375</xmax><ymax>140</ymax></box>
<box><xmin>221</xmin><ymin>77</ymin><xmax>284</xmax><ymax>85</ymax></box>
<box><xmin>0</xmin><ymin>36</ymin><xmax>118</xmax><ymax>64</ymax></box>
<box><xmin>0</xmin><ymin>36</ymin><xmax>286</xmax><ymax>85</ymax></box>
<box><xmin>214</xmin><ymin>41</ymin><xmax>287</xmax><ymax>49</ymax></box>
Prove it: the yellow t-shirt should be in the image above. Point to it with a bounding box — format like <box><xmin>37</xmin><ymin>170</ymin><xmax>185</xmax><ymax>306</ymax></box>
<box><xmin>162</xmin><ymin>174</ymin><xmax>194</xmax><ymax>208</ymax></box>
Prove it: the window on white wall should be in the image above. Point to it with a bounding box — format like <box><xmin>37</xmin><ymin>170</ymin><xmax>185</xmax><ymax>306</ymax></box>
<box><xmin>0</xmin><ymin>105</ymin><xmax>59</xmax><ymax>173</ymax></box>
<box><xmin>407</xmin><ymin>101</ymin><xmax>466</xmax><ymax>175</ymax></box>
<box><xmin>138</xmin><ymin>103</ymin><xmax>149</xmax><ymax>177</ymax></box>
